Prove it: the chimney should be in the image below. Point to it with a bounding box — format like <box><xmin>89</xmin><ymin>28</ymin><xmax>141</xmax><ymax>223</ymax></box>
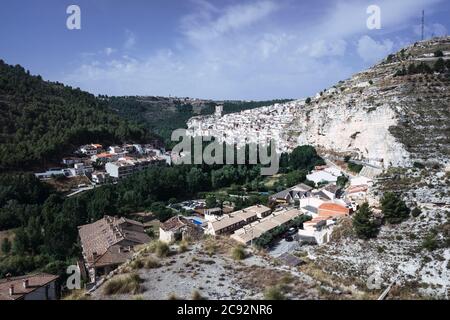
<box><xmin>23</xmin><ymin>279</ymin><xmax>29</xmax><ymax>289</ymax></box>
<box><xmin>9</xmin><ymin>285</ymin><xmax>14</xmax><ymax>296</ymax></box>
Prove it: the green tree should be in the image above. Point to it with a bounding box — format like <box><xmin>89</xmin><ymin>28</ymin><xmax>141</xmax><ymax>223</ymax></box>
<box><xmin>352</xmin><ymin>203</ymin><xmax>380</xmax><ymax>239</ymax></box>
<box><xmin>1</xmin><ymin>238</ymin><xmax>11</xmax><ymax>254</ymax></box>
<box><xmin>205</xmin><ymin>195</ymin><xmax>218</xmax><ymax>209</ymax></box>
<box><xmin>434</xmin><ymin>50</ymin><xmax>444</xmax><ymax>57</ymax></box>
<box><xmin>289</xmin><ymin>146</ymin><xmax>324</xmax><ymax>171</ymax></box>
<box><xmin>434</xmin><ymin>58</ymin><xmax>445</xmax><ymax>72</ymax></box>
<box><xmin>336</xmin><ymin>175</ymin><xmax>349</xmax><ymax>188</ymax></box>
<box><xmin>381</xmin><ymin>192</ymin><xmax>410</xmax><ymax>224</ymax></box>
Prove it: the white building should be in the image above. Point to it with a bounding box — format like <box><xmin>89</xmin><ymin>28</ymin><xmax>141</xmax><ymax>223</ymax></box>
<box><xmin>206</xmin><ymin>205</ymin><xmax>271</xmax><ymax>236</ymax></box>
<box><xmin>298</xmin><ymin>217</ymin><xmax>336</xmax><ymax>245</ymax></box>
<box><xmin>68</xmin><ymin>163</ymin><xmax>94</xmax><ymax>177</ymax></box>
<box><xmin>79</xmin><ymin>144</ymin><xmax>103</xmax><ymax>156</ymax></box>
<box><xmin>307</xmin><ymin>170</ymin><xmax>339</xmax><ymax>185</ymax></box>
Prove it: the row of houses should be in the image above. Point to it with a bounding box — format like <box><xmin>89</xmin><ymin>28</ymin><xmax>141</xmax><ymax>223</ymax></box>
<box><xmin>231</xmin><ymin>208</ymin><xmax>303</xmax><ymax>245</ymax></box>
<box><xmin>205</xmin><ymin>205</ymin><xmax>272</xmax><ymax>236</ymax></box>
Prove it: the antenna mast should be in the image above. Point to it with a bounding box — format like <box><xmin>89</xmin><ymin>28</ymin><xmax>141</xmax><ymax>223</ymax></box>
<box><xmin>421</xmin><ymin>10</ymin><xmax>425</xmax><ymax>41</ymax></box>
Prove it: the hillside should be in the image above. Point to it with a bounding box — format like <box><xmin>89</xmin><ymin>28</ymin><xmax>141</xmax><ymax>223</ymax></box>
<box><xmin>185</xmin><ymin>37</ymin><xmax>450</xmax><ymax>298</ymax></box>
<box><xmin>187</xmin><ymin>37</ymin><xmax>450</xmax><ymax>170</ymax></box>
<box><xmin>289</xmin><ymin>37</ymin><xmax>450</xmax><ymax>168</ymax></box>
<box><xmin>0</xmin><ymin>60</ymin><xmax>151</xmax><ymax>170</ymax></box>
<box><xmin>109</xmin><ymin>96</ymin><xmax>291</xmax><ymax>146</ymax></box>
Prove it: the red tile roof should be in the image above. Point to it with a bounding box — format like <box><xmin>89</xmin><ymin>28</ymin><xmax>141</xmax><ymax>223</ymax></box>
<box><xmin>318</xmin><ymin>203</ymin><xmax>350</xmax><ymax>217</ymax></box>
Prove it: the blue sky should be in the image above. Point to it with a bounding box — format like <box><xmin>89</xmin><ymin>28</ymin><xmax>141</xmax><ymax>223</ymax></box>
<box><xmin>0</xmin><ymin>0</ymin><xmax>449</xmax><ymax>100</ymax></box>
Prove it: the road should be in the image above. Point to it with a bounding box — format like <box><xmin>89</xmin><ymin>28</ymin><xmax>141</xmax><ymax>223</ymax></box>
<box><xmin>66</xmin><ymin>185</ymin><xmax>95</xmax><ymax>197</ymax></box>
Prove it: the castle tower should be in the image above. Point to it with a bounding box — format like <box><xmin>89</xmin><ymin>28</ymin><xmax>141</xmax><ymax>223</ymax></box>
<box><xmin>215</xmin><ymin>105</ymin><xmax>223</xmax><ymax>118</ymax></box>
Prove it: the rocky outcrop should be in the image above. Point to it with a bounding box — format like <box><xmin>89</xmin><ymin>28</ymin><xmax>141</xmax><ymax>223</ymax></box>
<box><xmin>188</xmin><ymin>37</ymin><xmax>450</xmax><ymax>169</ymax></box>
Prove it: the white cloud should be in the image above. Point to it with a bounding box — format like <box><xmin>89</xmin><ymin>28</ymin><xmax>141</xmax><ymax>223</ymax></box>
<box><xmin>182</xmin><ymin>0</ymin><xmax>279</xmax><ymax>43</ymax></box>
<box><xmin>104</xmin><ymin>48</ymin><xmax>116</xmax><ymax>56</ymax></box>
<box><xmin>63</xmin><ymin>0</ymin><xmax>447</xmax><ymax>99</ymax></box>
<box><xmin>298</xmin><ymin>39</ymin><xmax>347</xmax><ymax>58</ymax></box>
<box><xmin>124</xmin><ymin>30</ymin><xmax>136</xmax><ymax>49</ymax></box>
<box><xmin>357</xmin><ymin>35</ymin><xmax>394</xmax><ymax>63</ymax></box>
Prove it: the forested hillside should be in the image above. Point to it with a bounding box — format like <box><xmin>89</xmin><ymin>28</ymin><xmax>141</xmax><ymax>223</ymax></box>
<box><xmin>0</xmin><ymin>60</ymin><xmax>152</xmax><ymax>170</ymax></box>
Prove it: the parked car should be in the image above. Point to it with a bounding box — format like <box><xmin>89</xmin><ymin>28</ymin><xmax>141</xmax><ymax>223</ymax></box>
<box><xmin>285</xmin><ymin>235</ymin><xmax>294</xmax><ymax>242</ymax></box>
<box><xmin>285</xmin><ymin>227</ymin><xmax>297</xmax><ymax>237</ymax></box>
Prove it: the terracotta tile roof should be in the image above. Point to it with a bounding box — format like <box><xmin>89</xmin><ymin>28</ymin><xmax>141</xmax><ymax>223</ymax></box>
<box><xmin>318</xmin><ymin>203</ymin><xmax>350</xmax><ymax>217</ymax></box>
<box><xmin>78</xmin><ymin>216</ymin><xmax>150</xmax><ymax>267</ymax></box>
<box><xmin>0</xmin><ymin>273</ymin><xmax>59</xmax><ymax>300</ymax></box>
<box><xmin>347</xmin><ymin>185</ymin><xmax>369</xmax><ymax>194</ymax></box>
<box><xmin>210</xmin><ymin>205</ymin><xmax>271</xmax><ymax>233</ymax></box>
<box><xmin>160</xmin><ymin>216</ymin><xmax>195</xmax><ymax>232</ymax></box>
<box><xmin>95</xmin><ymin>153</ymin><xmax>114</xmax><ymax>158</ymax></box>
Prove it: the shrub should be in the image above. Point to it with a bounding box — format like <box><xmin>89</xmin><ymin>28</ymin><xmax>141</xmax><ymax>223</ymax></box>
<box><xmin>103</xmin><ymin>273</ymin><xmax>144</xmax><ymax>295</ymax></box>
<box><xmin>144</xmin><ymin>258</ymin><xmax>161</xmax><ymax>269</ymax></box>
<box><xmin>178</xmin><ymin>240</ymin><xmax>189</xmax><ymax>253</ymax></box>
<box><xmin>167</xmin><ymin>293</ymin><xmax>179</xmax><ymax>300</ymax></box>
<box><xmin>63</xmin><ymin>290</ymin><xmax>90</xmax><ymax>300</ymax></box>
<box><xmin>413</xmin><ymin>162</ymin><xmax>425</xmax><ymax>169</ymax></box>
<box><xmin>231</xmin><ymin>245</ymin><xmax>246</xmax><ymax>261</ymax></box>
<box><xmin>204</xmin><ymin>240</ymin><xmax>217</xmax><ymax>256</ymax></box>
<box><xmin>434</xmin><ymin>58</ymin><xmax>446</xmax><ymax>73</ymax></box>
<box><xmin>191</xmin><ymin>290</ymin><xmax>206</xmax><ymax>300</ymax></box>
<box><xmin>130</xmin><ymin>259</ymin><xmax>145</xmax><ymax>270</ymax></box>
<box><xmin>347</xmin><ymin>162</ymin><xmax>363</xmax><ymax>174</ymax></box>
<box><xmin>264</xmin><ymin>286</ymin><xmax>286</xmax><ymax>300</ymax></box>
<box><xmin>336</xmin><ymin>175</ymin><xmax>349</xmax><ymax>188</ymax></box>
<box><xmin>411</xmin><ymin>207</ymin><xmax>422</xmax><ymax>218</ymax></box>
<box><xmin>381</xmin><ymin>192</ymin><xmax>410</xmax><ymax>224</ymax></box>
<box><xmin>422</xmin><ymin>233</ymin><xmax>439</xmax><ymax>252</ymax></box>
<box><xmin>434</xmin><ymin>50</ymin><xmax>444</xmax><ymax>57</ymax></box>
<box><xmin>155</xmin><ymin>241</ymin><xmax>170</xmax><ymax>258</ymax></box>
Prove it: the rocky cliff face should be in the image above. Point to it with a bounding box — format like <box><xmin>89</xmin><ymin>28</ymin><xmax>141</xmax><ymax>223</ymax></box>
<box><xmin>188</xmin><ymin>37</ymin><xmax>450</xmax><ymax>170</ymax></box>
<box><xmin>288</xmin><ymin>37</ymin><xmax>450</xmax><ymax>169</ymax></box>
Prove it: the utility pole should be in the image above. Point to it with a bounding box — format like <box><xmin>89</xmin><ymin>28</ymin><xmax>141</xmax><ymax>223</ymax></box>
<box><xmin>421</xmin><ymin>10</ymin><xmax>425</xmax><ymax>41</ymax></box>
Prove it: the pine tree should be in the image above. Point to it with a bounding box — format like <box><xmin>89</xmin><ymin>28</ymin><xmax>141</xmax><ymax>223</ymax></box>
<box><xmin>353</xmin><ymin>202</ymin><xmax>380</xmax><ymax>239</ymax></box>
<box><xmin>381</xmin><ymin>192</ymin><xmax>410</xmax><ymax>224</ymax></box>
<box><xmin>1</xmin><ymin>238</ymin><xmax>11</xmax><ymax>254</ymax></box>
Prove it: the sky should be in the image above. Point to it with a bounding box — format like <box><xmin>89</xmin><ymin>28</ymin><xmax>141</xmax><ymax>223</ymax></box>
<box><xmin>0</xmin><ymin>0</ymin><xmax>449</xmax><ymax>100</ymax></box>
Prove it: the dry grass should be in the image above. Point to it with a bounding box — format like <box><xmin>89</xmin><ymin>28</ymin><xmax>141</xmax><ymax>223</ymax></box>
<box><xmin>300</xmin><ymin>260</ymin><xmax>378</xmax><ymax>300</ymax></box>
<box><xmin>103</xmin><ymin>273</ymin><xmax>144</xmax><ymax>296</ymax></box>
<box><xmin>264</xmin><ymin>285</ymin><xmax>286</xmax><ymax>300</ymax></box>
<box><xmin>144</xmin><ymin>240</ymin><xmax>171</xmax><ymax>257</ymax></box>
<box><xmin>167</xmin><ymin>292</ymin><xmax>179</xmax><ymax>300</ymax></box>
<box><xmin>230</xmin><ymin>245</ymin><xmax>247</xmax><ymax>261</ymax></box>
<box><xmin>178</xmin><ymin>240</ymin><xmax>189</xmax><ymax>253</ymax></box>
<box><xmin>330</xmin><ymin>217</ymin><xmax>354</xmax><ymax>242</ymax></box>
<box><xmin>63</xmin><ymin>290</ymin><xmax>90</xmax><ymax>300</ymax></box>
<box><xmin>45</xmin><ymin>176</ymin><xmax>91</xmax><ymax>193</ymax></box>
<box><xmin>130</xmin><ymin>259</ymin><xmax>145</xmax><ymax>270</ymax></box>
<box><xmin>144</xmin><ymin>257</ymin><xmax>161</xmax><ymax>269</ymax></box>
<box><xmin>191</xmin><ymin>290</ymin><xmax>206</xmax><ymax>300</ymax></box>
